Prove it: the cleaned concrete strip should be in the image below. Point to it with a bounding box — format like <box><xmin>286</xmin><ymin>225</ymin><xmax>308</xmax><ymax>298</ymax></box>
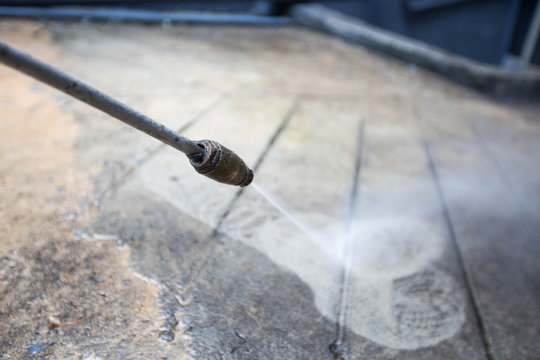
<box><xmin>338</xmin><ymin>94</ymin><xmax>486</xmax><ymax>359</ymax></box>
<box><xmin>93</xmin><ymin>94</ymin><xmax>297</xmax><ymax>352</ymax></box>
<box><xmin>221</xmin><ymin>98</ymin><xmax>363</xmax><ymax>358</ymax></box>
<box><xmin>417</xmin><ymin>96</ymin><xmax>540</xmax><ymax>359</ymax></box>
<box><xmin>2</xmin><ymin>20</ymin><xmax>539</xmax><ymax>359</ymax></box>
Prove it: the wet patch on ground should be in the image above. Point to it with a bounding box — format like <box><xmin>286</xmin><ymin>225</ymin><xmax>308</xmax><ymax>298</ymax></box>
<box><xmin>92</xmin><ymin>179</ymin><xmax>337</xmax><ymax>359</ymax></box>
<box><xmin>2</xmin><ymin>19</ymin><xmax>539</xmax><ymax>360</ymax></box>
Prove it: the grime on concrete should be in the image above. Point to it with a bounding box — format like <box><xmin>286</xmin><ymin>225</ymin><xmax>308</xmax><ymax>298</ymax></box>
<box><xmin>1</xmin><ymin>19</ymin><xmax>539</xmax><ymax>360</ymax></box>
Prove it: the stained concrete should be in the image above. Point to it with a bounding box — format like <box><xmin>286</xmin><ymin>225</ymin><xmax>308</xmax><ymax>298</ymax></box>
<box><xmin>1</xmin><ymin>20</ymin><xmax>539</xmax><ymax>359</ymax></box>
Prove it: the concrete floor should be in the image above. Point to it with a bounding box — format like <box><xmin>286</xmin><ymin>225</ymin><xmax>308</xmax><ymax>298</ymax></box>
<box><xmin>0</xmin><ymin>21</ymin><xmax>539</xmax><ymax>359</ymax></box>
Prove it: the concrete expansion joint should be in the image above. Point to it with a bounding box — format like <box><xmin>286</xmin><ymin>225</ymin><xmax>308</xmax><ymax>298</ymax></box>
<box><xmin>329</xmin><ymin>340</ymin><xmax>346</xmax><ymax>360</ymax></box>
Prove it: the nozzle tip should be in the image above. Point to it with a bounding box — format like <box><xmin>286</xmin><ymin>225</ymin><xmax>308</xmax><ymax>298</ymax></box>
<box><xmin>188</xmin><ymin>140</ymin><xmax>254</xmax><ymax>187</ymax></box>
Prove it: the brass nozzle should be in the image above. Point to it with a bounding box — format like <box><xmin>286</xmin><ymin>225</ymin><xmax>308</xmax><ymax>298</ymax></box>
<box><xmin>188</xmin><ymin>140</ymin><xmax>254</xmax><ymax>187</ymax></box>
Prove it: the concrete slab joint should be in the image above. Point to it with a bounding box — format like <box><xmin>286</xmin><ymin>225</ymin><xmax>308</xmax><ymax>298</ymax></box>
<box><xmin>1</xmin><ymin>17</ymin><xmax>539</xmax><ymax>360</ymax></box>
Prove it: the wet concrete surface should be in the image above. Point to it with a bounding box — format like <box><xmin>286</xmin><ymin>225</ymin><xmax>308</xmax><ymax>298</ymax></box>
<box><xmin>1</xmin><ymin>20</ymin><xmax>539</xmax><ymax>359</ymax></box>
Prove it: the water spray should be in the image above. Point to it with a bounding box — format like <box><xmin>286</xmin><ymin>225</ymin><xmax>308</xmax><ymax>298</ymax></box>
<box><xmin>0</xmin><ymin>41</ymin><xmax>253</xmax><ymax>187</ymax></box>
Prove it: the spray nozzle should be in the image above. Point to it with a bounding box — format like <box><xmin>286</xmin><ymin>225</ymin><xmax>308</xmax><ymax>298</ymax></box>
<box><xmin>188</xmin><ymin>140</ymin><xmax>254</xmax><ymax>187</ymax></box>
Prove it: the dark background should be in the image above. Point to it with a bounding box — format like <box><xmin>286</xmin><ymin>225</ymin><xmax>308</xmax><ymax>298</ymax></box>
<box><xmin>0</xmin><ymin>0</ymin><xmax>538</xmax><ymax>65</ymax></box>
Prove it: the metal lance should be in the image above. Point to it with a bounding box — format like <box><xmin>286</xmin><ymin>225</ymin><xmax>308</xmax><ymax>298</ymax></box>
<box><xmin>0</xmin><ymin>41</ymin><xmax>253</xmax><ymax>187</ymax></box>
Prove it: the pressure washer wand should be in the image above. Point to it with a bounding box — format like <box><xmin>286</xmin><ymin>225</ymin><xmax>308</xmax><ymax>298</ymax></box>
<box><xmin>0</xmin><ymin>41</ymin><xmax>253</xmax><ymax>187</ymax></box>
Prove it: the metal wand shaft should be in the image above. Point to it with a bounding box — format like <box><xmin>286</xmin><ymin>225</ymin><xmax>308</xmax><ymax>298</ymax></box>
<box><xmin>0</xmin><ymin>41</ymin><xmax>201</xmax><ymax>156</ymax></box>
